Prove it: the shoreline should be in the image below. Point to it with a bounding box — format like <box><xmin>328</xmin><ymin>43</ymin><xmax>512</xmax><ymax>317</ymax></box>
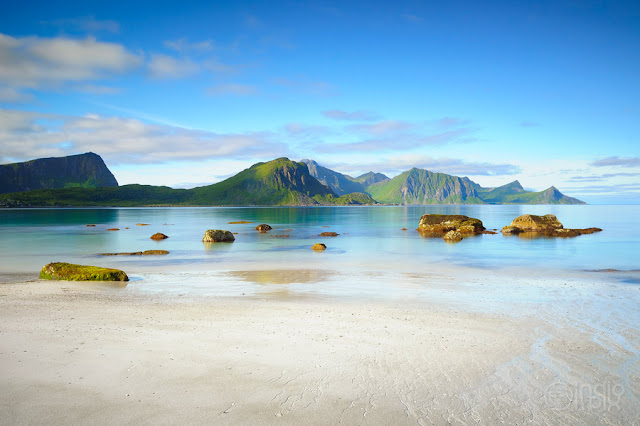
<box><xmin>1</xmin><ymin>273</ymin><xmax>639</xmax><ymax>424</ymax></box>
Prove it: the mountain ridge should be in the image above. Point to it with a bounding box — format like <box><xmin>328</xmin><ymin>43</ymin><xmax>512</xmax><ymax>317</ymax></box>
<box><xmin>0</xmin><ymin>154</ymin><xmax>585</xmax><ymax>206</ymax></box>
<box><xmin>0</xmin><ymin>152</ymin><xmax>118</xmax><ymax>194</ymax></box>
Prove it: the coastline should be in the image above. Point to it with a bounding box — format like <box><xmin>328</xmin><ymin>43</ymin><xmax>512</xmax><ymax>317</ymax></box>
<box><xmin>1</xmin><ymin>271</ymin><xmax>639</xmax><ymax>424</ymax></box>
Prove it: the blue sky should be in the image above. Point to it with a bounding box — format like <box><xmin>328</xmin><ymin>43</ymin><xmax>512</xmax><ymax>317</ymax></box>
<box><xmin>1</xmin><ymin>0</ymin><xmax>639</xmax><ymax>203</ymax></box>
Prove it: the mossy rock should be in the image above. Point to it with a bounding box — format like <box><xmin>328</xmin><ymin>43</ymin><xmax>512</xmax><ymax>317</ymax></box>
<box><xmin>202</xmin><ymin>229</ymin><xmax>235</xmax><ymax>242</ymax></box>
<box><xmin>312</xmin><ymin>243</ymin><xmax>327</xmax><ymax>250</ymax></box>
<box><xmin>40</xmin><ymin>262</ymin><xmax>128</xmax><ymax>281</ymax></box>
<box><xmin>143</xmin><ymin>250</ymin><xmax>170</xmax><ymax>255</ymax></box>
<box><xmin>417</xmin><ymin>214</ymin><xmax>485</xmax><ymax>236</ymax></box>
<box><xmin>319</xmin><ymin>232</ymin><xmax>339</xmax><ymax>237</ymax></box>
<box><xmin>508</xmin><ymin>214</ymin><xmax>563</xmax><ymax>232</ymax></box>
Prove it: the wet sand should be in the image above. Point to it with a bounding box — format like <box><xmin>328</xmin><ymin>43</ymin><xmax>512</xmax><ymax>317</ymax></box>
<box><xmin>1</xmin><ymin>273</ymin><xmax>639</xmax><ymax>425</ymax></box>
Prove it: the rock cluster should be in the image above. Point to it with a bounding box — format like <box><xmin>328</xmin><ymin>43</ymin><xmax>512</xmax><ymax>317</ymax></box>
<box><xmin>501</xmin><ymin>214</ymin><xmax>602</xmax><ymax>237</ymax></box>
<box><xmin>202</xmin><ymin>229</ymin><xmax>235</xmax><ymax>242</ymax></box>
<box><xmin>417</xmin><ymin>214</ymin><xmax>485</xmax><ymax>241</ymax></box>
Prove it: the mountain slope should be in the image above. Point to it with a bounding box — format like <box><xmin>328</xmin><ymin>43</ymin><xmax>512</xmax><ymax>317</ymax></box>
<box><xmin>497</xmin><ymin>186</ymin><xmax>586</xmax><ymax>204</ymax></box>
<box><xmin>0</xmin><ymin>152</ymin><xmax>118</xmax><ymax>194</ymax></box>
<box><xmin>190</xmin><ymin>158</ymin><xmax>336</xmax><ymax>205</ymax></box>
<box><xmin>353</xmin><ymin>171</ymin><xmax>389</xmax><ymax>186</ymax></box>
<box><xmin>300</xmin><ymin>159</ymin><xmax>364</xmax><ymax>196</ymax></box>
<box><xmin>366</xmin><ymin>168</ymin><xmax>485</xmax><ymax>205</ymax></box>
<box><xmin>477</xmin><ymin>180</ymin><xmax>526</xmax><ymax>204</ymax></box>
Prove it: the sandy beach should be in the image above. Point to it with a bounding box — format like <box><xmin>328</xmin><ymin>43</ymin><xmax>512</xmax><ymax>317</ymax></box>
<box><xmin>1</xmin><ymin>271</ymin><xmax>639</xmax><ymax>425</ymax></box>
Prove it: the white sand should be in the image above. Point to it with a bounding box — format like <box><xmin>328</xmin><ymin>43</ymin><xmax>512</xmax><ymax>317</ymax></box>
<box><xmin>1</xmin><ymin>276</ymin><xmax>639</xmax><ymax>425</ymax></box>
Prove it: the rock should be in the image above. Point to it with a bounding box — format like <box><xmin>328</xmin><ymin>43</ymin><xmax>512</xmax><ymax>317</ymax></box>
<box><xmin>319</xmin><ymin>232</ymin><xmax>339</xmax><ymax>237</ymax></box>
<box><xmin>401</xmin><ymin>228</ymin><xmax>408</xmax><ymax>231</ymax></box>
<box><xmin>417</xmin><ymin>214</ymin><xmax>485</xmax><ymax>236</ymax></box>
<box><xmin>101</xmin><ymin>252</ymin><xmax>144</xmax><ymax>256</ymax></box>
<box><xmin>507</xmin><ymin>214</ymin><xmax>563</xmax><ymax>232</ymax></box>
<box><xmin>202</xmin><ymin>229</ymin><xmax>235</xmax><ymax>242</ymax></box>
<box><xmin>150</xmin><ymin>233</ymin><xmax>168</xmax><ymax>240</ymax></box>
<box><xmin>108</xmin><ymin>228</ymin><xmax>120</xmax><ymax>231</ymax></box>
<box><xmin>86</xmin><ymin>224</ymin><xmax>96</xmax><ymax>227</ymax></box>
<box><xmin>501</xmin><ymin>226</ymin><xmax>523</xmax><ymax>235</ymax></box>
<box><xmin>228</xmin><ymin>221</ymin><xmax>254</xmax><ymax>224</ymax></box>
<box><xmin>136</xmin><ymin>223</ymin><xmax>150</xmax><ymax>226</ymax></box>
<box><xmin>502</xmin><ymin>214</ymin><xmax>602</xmax><ymax>238</ymax></box>
<box><xmin>443</xmin><ymin>230</ymin><xmax>463</xmax><ymax>242</ymax></box>
<box><xmin>143</xmin><ymin>250</ymin><xmax>169</xmax><ymax>255</ymax></box>
<box><xmin>312</xmin><ymin>243</ymin><xmax>327</xmax><ymax>250</ymax></box>
<box><xmin>39</xmin><ymin>262</ymin><xmax>128</xmax><ymax>281</ymax></box>
<box><xmin>255</xmin><ymin>224</ymin><xmax>272</xmax><ymax>232</ymax></box>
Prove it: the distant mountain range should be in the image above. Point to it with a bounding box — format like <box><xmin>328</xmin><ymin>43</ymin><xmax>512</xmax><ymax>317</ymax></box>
<box><xmin>0</xmin><ymin>152</ymin><xmax>117</xmax><ymax>194</ymax></box>
<box><xmin>0</xmin><ymin>154</ymin><xmax>585</xmax><ymax>206</ymax></box>
<box><xmin>302</xmin><ymin>159</ymin><xmax>584</xmax><ymax>205</ymax></box>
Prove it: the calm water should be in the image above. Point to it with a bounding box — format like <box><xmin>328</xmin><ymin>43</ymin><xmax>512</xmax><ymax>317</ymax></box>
<box><xmin>1</xmin><ymin>205</ymin><xmax>639</xmax><ymax>299</ymax></box>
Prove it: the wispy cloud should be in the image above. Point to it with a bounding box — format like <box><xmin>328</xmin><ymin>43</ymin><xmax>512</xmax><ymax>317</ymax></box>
<box><xmin>74</xmin><ymin>84</ymin><xmax>121</xmax><ymax>95</ymax></box>
<box><xmin>0</xmin><ymin>87</ymin><xmax>33</xmax><ymax>103</ymax></box>
<box><xmin>164</xmin><ymin>38</ymin><xmax>213</xmax><ymax>53</ymax></box>
<box><xmin>591</xmin><ymin>156</ymin><xmax>640</xmax><ymax>167</ymax></box>
<box><xmin>0</xmin><ymin>109</ymin><xmax>286</xmax><ymax>165</ymax></box>
<box><xmin>147</xmin><ymin>54</ymin><xmax>200</xmax><ymax>79</ymax></box>
<box><xmin>322</xmin><ymin>109</ymin><xmax>380</xmax><ymax>122</ymax></box>
<box><xmin>0</xmin><ymin>33</ymin><xmax>142</xmax><ymax>92</ymax></box>
<box><xmin>206</xmin><ymin>83</ymin><xmax>258</xmax><ymax>96</ymax></box>
<box><xmin>326</xmin><ymin>155</ymin><xmax>520</xmax><ymax>177</ymax></box>
<box><xmin>46</xmin><ymin>16</ymin><xmax>120</xmax><ymax>34</ymax></box>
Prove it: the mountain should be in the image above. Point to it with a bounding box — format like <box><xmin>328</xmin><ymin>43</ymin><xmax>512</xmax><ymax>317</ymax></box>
<box><xmin>0</xmin><ymin>152</ymin><xmax>118</xmax><ymax>194</ymax></box>
<box><xmin>1</xmin><ymin>158</ymin><xmax>376</xmax><ymax>207</ymax></box>
<box><xmin>352</xmin><ymin>171</ymin><xmax>389</xmax><ymax>187</ymax></box>
<box><xmin>189</xmin><ymin>157</ymin><xmax>337</xmax><ymax>205</ymax></box>
<box><xmin>300</xmin><ymin>159</ymin><xmax>390</xmax><ymax>196</ymax></box>
<box><xmin>476</xmin><ymin>180</ymin><xmax>526</xmax><ymax>204</ymax></box>
<box><xmin>494</xmin><ymin>186</ymin><xmax>586</xmax><ymax>205</ymax></box>
<box><xmin>366</xmin><ymin>168</ymin><xmax>485</xmax><ymax>204</ymax></box>
<box><xmin>300</xmin><ymin>159</ymin><xmax>364</xmax><ymax>196</ymax></box>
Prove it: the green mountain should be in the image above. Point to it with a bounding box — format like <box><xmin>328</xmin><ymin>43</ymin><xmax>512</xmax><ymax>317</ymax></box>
<box><xmin>1</xmin><ymin>157</ymin><xmax>376</xmax><ymax>207</ymax></box>
<box><xmin>352</xmin><ymin>171</ymin><xmax>389</xmax><ymax>187</ymax></box>
<box><xmin>476</xmin><ymin>180</ymin><xmax>526</xmax><ymax>203</ymax></box>
<box><xmin>493</xmin><ymin>186</ymin><xmax>586</xmax><ymax>205</ymax></box>
<box><xmin>366</xmin><ymin>168</ymin><xmax>485</xmax><ymax>205</ymax></box>
<box><xmin>0</xmin><ymin>152</ymin><xmax>118</xmax><ymax>194</ymax></box>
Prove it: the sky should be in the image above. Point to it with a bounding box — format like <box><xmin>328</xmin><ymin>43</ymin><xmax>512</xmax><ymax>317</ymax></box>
<box><xmin>0</xmin><ymin>0</ymin><xmax>639</xmax><ymax>204</ymax></box>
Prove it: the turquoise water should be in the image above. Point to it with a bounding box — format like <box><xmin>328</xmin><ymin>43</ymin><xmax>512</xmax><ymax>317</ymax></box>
<box><xmin>1</xmin><ymin>205</ymin><xmax>638</xmax><ymax>299</ymax></box>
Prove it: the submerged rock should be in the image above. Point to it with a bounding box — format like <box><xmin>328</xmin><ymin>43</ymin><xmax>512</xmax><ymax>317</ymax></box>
<box><xmin>443</xmin><ymin>230</ymin><xmax>463</xmax><ymax>242</ymax></box>
<box><xmin>150</xmin><ymin>233</ymin><xmax>169</xmax><ymax>240</ymax></box>
<box><xmin>319</xmin><ymin>232</ymin><xmax>339</xmax><ymax>237</ymax></box>
<box><xmin>255</xmin><ymin>224</ymin><xmax>272</xmax><ymax>232</ymax></box>
<box><xmin>202</xmin><ymin>229</ymin><xmax>235</xmax><ymax>242</ymax></box>
<box><xmin>40</xmin><ymin>262</ymin><xmax>128</xmax><ymax>281</ymax></box>
<box><xmin>417</xmin><ymin>214</ymin><xmax>485</xmax><ymax>236</ymax></box>
<box><xmin>501</xmin><ymin>214</ymin><xmax>602</xmax><ymax>238</ymax></box>
<box><xmin>101</xmin><ymin>250</ymin><xmax>169</xmax><ymax>256</ymax></box>
<box><xmin>312</xmin><ymin>243</ymin><xmax>327</xmax><ymax>250</ymax></box>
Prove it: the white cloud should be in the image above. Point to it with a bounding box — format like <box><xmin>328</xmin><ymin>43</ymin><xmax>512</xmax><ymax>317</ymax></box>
<box><xmin>0</xmin><ymin>109</ymin><xmax>287</xmax><ymax>166</ymax></box>
<box><xmin>591</xmin><ymin>156</ymin><xmax>640</xmax><ymax>167</ymax></box>
<box><xmin>207</xmin><ymin>83</ymin><xmax>258</xmax><ymax>96</ymax></box>
<box><xmin>0</xmin><ymin>33</ymin><xmax>142</xmax><ymax>89</ymax></box>
<box><xmin>147</xmin><ymin>54</ymin><xmax>200</xmax><ymax>79</ymax></box>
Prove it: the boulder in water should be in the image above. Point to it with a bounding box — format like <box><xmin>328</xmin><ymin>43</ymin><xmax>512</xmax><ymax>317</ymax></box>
<box><xmin>202</xmin><ymin>229</ymin><xmax>235</xmax><ymax>242</ymax></box>
<box><xmin>40</xmin><ymin>262</ymin><xmax>128</xmax><ymax>281</ymax></box>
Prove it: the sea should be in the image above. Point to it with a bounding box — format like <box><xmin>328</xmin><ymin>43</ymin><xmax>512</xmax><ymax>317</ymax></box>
<box><xmin>1</xmin><ymin>205</ymin><xmax>639</xmax><ymax>303</ymax></box>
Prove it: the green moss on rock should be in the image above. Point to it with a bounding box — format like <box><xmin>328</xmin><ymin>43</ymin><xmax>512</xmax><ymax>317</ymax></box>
<box><xmin>39</xmin><ymin>262</ymin><xmax>128</xmax><ymax>281</ymax></box>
